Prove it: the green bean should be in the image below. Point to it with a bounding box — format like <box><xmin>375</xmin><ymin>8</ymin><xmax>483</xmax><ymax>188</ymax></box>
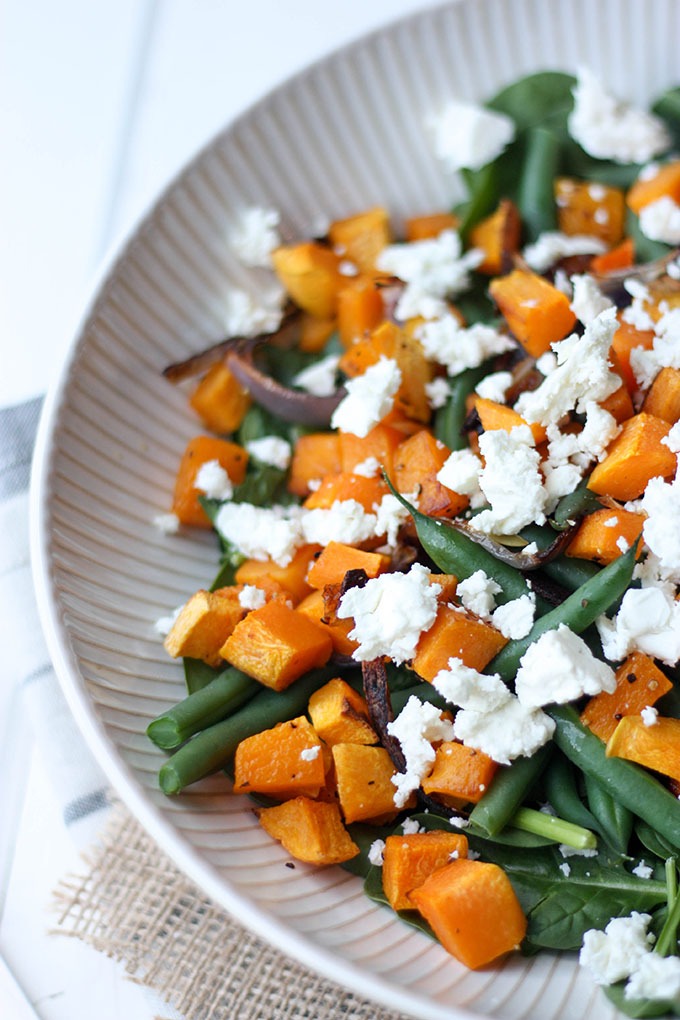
<box><xmin>158</xmin><ymin>666</ymin><xmax>336</xmax><ymax>794</ymax></box>
<box><xmin>517</xmin><ymin>125</ymin><xmax>560</xmax><ymax>241</ymax></box>
<box><xmin>551</xmin><ymin>478</ymin><xmax>603</xmax><ymax>530</ymax></box>
<box><xmin>147</xmin><ymin>667</ymin><xmax>261</xmax><ymax>750</ymax></box>
<box><xmin>548</xmin><ymin>705</ymin><xmax>680</xmax><ymax>850</ymax></box>
<box><xmin>543</xmin><ymin>752</ymin><xmax>602</xmax><ymax>835</ymax></box>
<box><xmin>457</xmin><ymin>162</ymin><xmax>500</xmax><ymax>240</ymax></box>
<box><xmin>391</xmin><ymin>681</ymin><xmax>447</xmax><ymax>716</ymax></box>
<box><xmin>521</xmin><ymin>522</ymin><xmax>601</xmax><ymax>590</ymax></box>
<box><xmin>584</xmin><ymin>773</ymin><xmax>633</xmax><ymax>854</ymax></box>
<box><xmin>510</xmin><ymin>806</ymin><xmax>597</xmax><ymax>850</ymax></box>
<box><xmin>469</xmin><ymin>743</ymin><xmax>552</xmax><ymax>836</ymax></box>
<box><xmin>183</xmin><ymin>657</ymin><xmax>222</xmax><ymax>695</ymax></box>
<box><xmin>490</xmin><ymin>543</ymin><xmax>636</xmax><ymax>679</ymax></box>
<box><xmin>433</xmin><ymin>365</ymin><xmax>488</xmax><ymax>451</ymax></box>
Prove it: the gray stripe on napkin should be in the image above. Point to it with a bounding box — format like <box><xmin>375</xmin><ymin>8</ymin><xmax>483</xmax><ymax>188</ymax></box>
<box><xmin>0</xmin><ymin>397</ymin><xmax>43</xmax><ymax>498</ymax></box>
<box><xmin>63</xmin><ymin>788</ymin><xmax>111</xmax><ymax>826</ymax></box>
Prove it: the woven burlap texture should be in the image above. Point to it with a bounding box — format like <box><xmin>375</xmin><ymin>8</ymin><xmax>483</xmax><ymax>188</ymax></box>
<box><xmin>51</xmin><ymin>802</ymin><xmax>414</xmax><ymax>1020</ymax></box>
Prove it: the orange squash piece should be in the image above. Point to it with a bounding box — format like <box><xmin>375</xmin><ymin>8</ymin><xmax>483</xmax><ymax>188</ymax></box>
<box><xmin>382</xmin><ymin>831</ymin><xmax>469</xmax><ymax>911</ymax></box>
<box><xmin>590</xmin><ymin>237</ymin><xmax>635</xmax><ymax>276</ymax></box>
<box><xmin>642</xmin><ymin>366</ymin><xmax>680</xmax><ymax>424</ymax></box>
<box><xmin>234</xmin><ymin>543</ymin><xmax>320</xmax><ymax>604</ymax></box>
<box><xmin>332</xmin><ymin>743</ymin><xmax>413</xmax><ymax>824</ymax></box>
<box><xmin>189</xmin><ymin>362</ymin><xmax>252</xmax><ymax>434</ymax></box>
<box><xmin>405</xmin><ymin>212</ymin><xmax>459</xmax><ymax>241</ymax></box>
<box><xmin>257</xmin><ymin>796</ymin><xmax>360</xmax><ymax>865</ymax></box>
<box><xmin>413</xmin><ymin>605</ymin><xmax>508</xmax><ymax>680</ymax></box>
<box><xmin>172</xmin><ymin>435</ymin><xmax>249</xmax><ymax>528</ymax></box>
<box><xmin>587</xmin><ymin>412</ymin><xmax>676</xmax><ymax>501</ymax></box>
<box><xmin>430</xmin><ymin>573</ymin><xmax>458</xmax><ymax>603</ymax></box>
<box><xmin>288</xmin><ymin>432</ymin><xmax>342</xmax><ymax>497</ymax></box>
<box><xmin>474</xmin><ymin>396</ymin><xmax>547</xmax><ymax>445</ymax></box>
<box><xmin>409</xmin><ymin>858</ymin><xmax>527</xmax><ymax>969</ymax></box>
<box><xmin>306</xmin><ymin>541</ymin><xmax>389</xmax><ymax>589</ymax></box>
<box><xmin>337</xmin><ymin>275</ymin><xmax>384</xmax><ymax>347</ymax></box>
<box><xmin>298</xmin><ymin>313</ymin><xmax>337</xmax><ymax>353</ymax></box>
<box><xmin>392</xmin><ymin>429</ymin><xmax>469</xmax><ymax>517</ymax></box>
<box><xmin>296</xmin><ymin>589</ymin><xmax>358</xmax><ymax>657</ymax></box>
<box><xmin>338</xmin><ymin>421</ymin><xmax>405</xmax><ymax>478</ymax></box>
<box><xmin>422</xmin><ymin>741</ymin><xmax>499</xmax><ymax>805</ymax></box>
<box><xmin>611</xmin><ymin>317</ymin><xmax>656</xmax><ymax>394</ymax></box>
<box><xmin>627</xmin><ymin>160</ymin><xmax>680</xmax><ymax>214</ymax></box>
<box><xmin>302</xmin><ymin>472</ymin><xmax>388</xmax><ymax>512</ymax></box>
<box><xmin>233</xmin><ymin>716</ymin><xmax>326</xmax><ymax>798</ymax></box>
<box><xmin>468</xmin><ymin>199</ymin><xmax>521</xmax><ymax>275</ymax></box>
<box><xmin>489</xmin><ymin>269</ymin><xmax>577</xmax><ymax>358</ymax></box>
<box><xmin>271</xmin><ymin>242</ymin><xmax>344</xmax><ymax>319</ymax></box>
<box><xmin>565</xmin><ymin>507</ymin><xmax>646</xmax><ymax>565</ymax></box>
<box><xmin>328</xmin><ymin>206</ymin><xmax>392</xmax><ymax>272</ymax></box>
<box><xmin>307</xmin><ymin>677</ymin><xmax>378</xmax><ymax>747</ymax></box>
<box><xmin>581</xmin><ymin>651</ymin><xmax>673</xmax><ymax>742</ymax></box>
<box><xmin>600</xmin><ymin>381</ymin><xmax>635</xmax><ymax>424</ymax></box>
<box><xmin>606</xmin><ymin>715</ymin><xmax>680</xmax><ymax>783</ymax></box>
<box><xmin>554</xmin><ymin>177</ymin><xmax>626</xmax><ymax>246</ymax></box>
<box><xmin>220</xmin><ymin>601</ymin><xmax>333</xmax><ymax>690</ymax></box>
<box><xmin>163</xmin><ymin>587</ymin><xmax>246</xmax><ymax>667</ymax></box>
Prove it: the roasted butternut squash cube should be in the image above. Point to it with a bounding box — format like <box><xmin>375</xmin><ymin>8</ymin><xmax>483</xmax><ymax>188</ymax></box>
<box><xmin>234</xmin><ymin>543</ymin><xmax>320</xmax><ymax>605</ymax></box>
<box><xmin>474</xmin><ymin>396</ymin><xmax>547</xmax><ymax>445</ymax></box>
<box><xmin>189</xmin><ymin>362</ymin><xmax>252</xmax><ymax>434</ymax></box>
<box><xmin>306</xmin><ymin>542</ymin><xmax>389</xmax><ymax>590</ymax></box>
<box><xmin>413</xmin><ymin>606</ymin><xmax>508</xmax><ymax>680</ymax></box>
<box><xmin>220</xmin><ymin>601</ymin><xmax>333</xmax><ymax>690</ymax></box>
<box><xmin>332</xmin><ymin>743</ymin><xmax>413</xmax><ymax>824</ymax></box>
<box><xmin>582</xmin><ymin>651</ymin><xmax>673</xmax><ymax>742</ymax></box>
<box><xmin>308</xmin><ymin>677</ymin><xmax>378</xmax><ymax>747</ymax></box>
<box><xmin>590</xmin><ymin>237</ymin><xmax>635</xmax><ymax>276</ymax></box>
<box><xmin>587</xmin><ymin>412</ymin><xmax>676</xmax><ymax>501</ymax></box>
<box><xmin>422</xmin><ymin>741</ymin><xmax>499</xmax><ymax>805</ymax></box>
<box><xmin>295</xmin><ymin>590</ymin><xmax>358</xmax><ymax>658</ymax></box>
<box><xmin>163</xmin><ymin>588</ymin><xmax>246</xmax><ymax>667</ymax></box>
<box><xmin>271</xmin><ymin>242</ymin><xmax>344</xmax><ymax>319</ymax></box>
<box><xmin>382</xmin><ymin>831</ymin><xmax>469</xmax><ymax>911</ymax></box>
<box><xmin>337</xmin><ymin>275</ymin><xmax>385</xmax><ymax>347</ymax></box>
<box><xmin>328</xmin><ymin>206</ymin><xmax>392</xmax><ymax>272</ymax></box>
<box><xmin>288</xmin><ymin>432</ymin><xmax>342</xmax><ymax>497</ymax></box>
<box><xmin>468</xmin><ymin>199</ymin><xmax>521</xmax><ymax>275</ymax></box>
<box><xmin>172</xmin><ymin>435</ymin><xmax>248</xmax><ymax>528</ymax></box>
<box><xmin>257</xmin><ymin>796</ymin><xmax>360</xmax><ymax>865</ymax></box>
<box><xmin>302</xmin><ymin>472</ymin><xmax>388</xmax><ymax>512</ymax></box>
<box><xmin>298</xmin><ymin>313</ymin><xmax>337</xmax><ymax>353</ymax></box>
<box><xmin>233</xmin><ymin>716</ymin><xmax>325</xmax><ymax>798</ymax></box>
<box><xmin>642</xmin><ymin>366</ymin><xmax>680</xmax><ymax>424</ymax></box>
<box><xmin>606</xmin><ymin>715</ymin><xmax>680</xmax><ymax>783</ymax></box>
<box><xmin>565</xmin><ymin>508</ymin><xmax>645</xmax><ymax>565</ymax></box>
<box><xmin>627</xmin><ymin>160</ymin><xmax>680</xmax><ymax>214</ymax></box>
<box><xmin>611</xmin><ymin>317</ymin><xmax>656</xmax><ymax>394</ymax></box>
<box><xmin>405</xmin><ymin>212</ymin><xmax>459</xmax><ymax>241</ymax></box>
<box><xmin>430</xmin><ymin>573</ymin><xmax>458</xmax><ymax>603</ymax></box>
<box><xmin>338</xmin><ymin>422</ymin><xmax>405</xmax><ymax>478</ymax></box>
<box><xmin>555</xmin><ymin>177</ymin><xmax>625</xmax><ymax>246</ymax></box>
<box><xmin>489</xmin><ymin>269</ymin><xmax>576</xmax><ymax>357</ymax></box>
<box><xmin>409</xmin><ymin>858</ymin><xmax>527</xmax><ymax>969</ymax></box>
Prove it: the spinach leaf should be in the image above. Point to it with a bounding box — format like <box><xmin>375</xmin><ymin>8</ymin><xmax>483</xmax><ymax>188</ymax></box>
<box><xmin>635</xmin><ymin>820</ymin><xmax>680</xmax><ymax>863</ymax></box>
<box><xmin>183</xmin><ymin>658</ymin><xmax>222</xmax><ymax>695</ymax></box>
<box><xmin>604</xmin><ymin>981</ymin><xmax>680</xmax><ymax>1018</ymax></box>
<box><xmin>487</xmin><ymin>71</ymin><xmax>576</xmax><ymax>134</ymax></box>
<box><xmin>653</xmin><ymin>86</ymin><xmax>680</xmax><ymax>149</ymax></box>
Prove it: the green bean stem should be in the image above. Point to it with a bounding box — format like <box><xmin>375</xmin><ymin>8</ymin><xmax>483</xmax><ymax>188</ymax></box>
<box><xmin>147</xmin><ymin>667</ymin><xmax>261</xmax><ymax>750</ymax></box>
<box><xmin>511</xmin><ymin>806</ymin><xmax>597</xmax><ymax>850</ymax></box>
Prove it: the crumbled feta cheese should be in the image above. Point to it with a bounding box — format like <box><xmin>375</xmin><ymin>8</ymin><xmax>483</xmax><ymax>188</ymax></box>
<box><xmin>570</xmin><ymin>273</ymin><xmax>614</xmax><ymax>325</ymax></box>
<box><xmin>432</xmin><ymin>657</ymin><xmax>511</xmax><ymax>713</ymax></box>
<box><xmin>622</xmin><ymin>278</ymin><xmax>656</xmax><ymax>332</ymax></box>
<box><xmin>338</xmin><ymin>259</ymin><xmax>359</xmax><ymax>277</ymax></box>
<box><xmin>368</xmin><ymin>839</ymin><xmax>385</xmax><ymax>866</ymax></box>
<box><xmin>604</xmin><ymin>515</ymin><xmax>619</xmax><ymax>528</ymax></box>
<box><xmin>292</xmin><ymin>353</ymin><xmax>341</xmax><ymax>397</ymax></box>
<box><xmin>475</xmin><ymin>370</ymin><xmax>513</xmax><ymax>403</ymax></box>
<box><xmin>222</xmin><ymin>283</ymin><xmax>285</xmax><ymax>337</ymax></box>
<box><xmin>330</xmin><ymin>356</ymin><xmax>401</xmax><ymax>437</ymax></box>
<box><xmin>638</xmin><ymin>196</ymin><xmax>680</xmax><ymax>245</ymax></box>
<box><xmin>238</xmin><ymin>585</ymin><xmax>267</xmax><ymax>611</ymax></box>
<box><xmin>373</xmin><ymin>493</ymin><xmax>412</xmax><ymax>547</ymax></box>
<box><xmin>300</xmin><ymin>499</ymin><xmax>377</xmax><ymax>547</ymax></box>
<box><xmin>154</xmin><ymin>604</ymin><xmax>183</xmax><ymax>637</ymax></box>
<box><xmin>245</xmin><ymin>435</ymin><xmax>292</xmax><ymax>470</ymax></box>
<box><xmin>402</xmin><ymin>816</ymin><xmax>424</xmax><ymax>835</ymax></box>
<box><xmin>632</xmin><ymin>859</ymin><xmax>654</xmax><ymax>879</ymax></box>
<box><xmin>300</xmin><ymin>745</ymin><xmax>321</xmax><ymax>761</ymax></box>
<box><xmin>418</xmin><ymin>315</ymin><xmax>514</xmax><ymax>377</ymax></box>
<box><xmin>387</xmin><ymin>695</ymin><xmax>455</xmax><ymax>807</ymax></box>
<box><xmin>194</xmin><ymin>459</ymin><xmax>234</xmax><ymax>501</ymax></box>
<box><xmin>337</xmin><ymin>563</ymin><xmax>441</xmax><ymax>665</ymax></box>
<box><xmin>452</xmin><ymin>696</ymin><xmax>555</xmax><ymax>765</ymax></box>
<box><xmin>436</xmin><ymin>448</ymin><xmax>485</xmax><ymax>507</ymax></box>
<box><xmin>579</xmin><ymin>912</ymin><xmax>655</xmax><ymax>986</ymax></box>
<box><xmin>522</xmin><ymin>231</ymin><xmax>606</xmax><ymax>273</ymax></box>
<box><xmin>559</xmin><ymin>862</ymin><xmax>572</xmax><ymax>877</ymax></box>
<box><xmin>229</xmin><ymin>206</ymin><xmax>281</xmax><ymax>267</ymax></box>
<box><xmin>515</xmin><ymin>623</ymin><xmax>617</xmax><ymax>707</ymax></box>
<box><xmin>536</xmin><ymin>351</ymin><xmax>558</xmax><ymax>376</ymax></box>
<box><xmin>425</xmin><ymin>376</ymin><xmax>451</xmax><ymax>410</ymax></box>
<box><xmin>616</xmin><ymin>535</ymin><xmax>630</xmax><ymax>554</ymax></box>
<box><xmin>642</xmin><ymin>704</ymin><xmax>659</xmax><ymax>730</ymax></box>
<box><xmin>664</xmin><ymin>421</ymin><xmax>680</xmax><ymax>454</ymax></box>
<box><xmin>625</xmin><ymin>951</ymin><xmax>680</xmax><ymax>1001</ymax></box>
<box><xmin>491</xmin><ymin>592</ymin><xmax>536</xmax><ymax>640</ymax></box>
<box><xmin>153</xmin><ymin>512</ymin><xmax>180</xmax><ymax>535</ymax></box>
<box><xmin>375</xmin><ymin>231</ymin><xmax>483</xmax><ymax>322</ymax></box>
<box><xmin>214</xmin><ymin>502</ymin><xmax>303</xmax><ymax>566</ymax></box>
<box><xmin>352</xmin><ymin>456</ymin><xmax>380</xmax><ymax>478</ymax></box>
<box><xmin>597</xmin><ymin>585</ymin><xmax>680</xmax><ymax>665</ymax></box>
<box><xmin>630</xmin><ymin>305</ymin><xmax>680</xmax><ymax>391</ymax></box>
<box><xmin>456</xmin><ymin>569</ymin><xmax>501</xmax><ymax>619</ymax></box>
<box><xmin>426</xmin><ymin>100</ymin><xmax>515</xmax><ymax>172</ymax></box>
<box><xmin>515</xmin><ymin>307</ymin><xmax>620</xmax><ymax>426</ymax></box>
<box><xmin>568</xmin><ymin>67</ymin><xmax>670</xmax><ymax>164</ymax></box>
<box><xmin>472</xmin><ymin>425</ymin><xmax>548</xmax><ymax>535</ymax></box>
<box><xmin>560</xmin><ymin>844</ymin><xmax>599</xmax><ymax>859</ymax></box>
<box><xmin>542</xmin><ymin>405</ymin><xmax>620</xmax><ymax>506</ymax></box>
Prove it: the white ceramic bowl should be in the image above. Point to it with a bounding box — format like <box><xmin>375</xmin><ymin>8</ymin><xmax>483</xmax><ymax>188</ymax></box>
<box><xmin>31</xmin><ymin>1</ymin><xmax>680</xmax><ymax>1017</ymax></box>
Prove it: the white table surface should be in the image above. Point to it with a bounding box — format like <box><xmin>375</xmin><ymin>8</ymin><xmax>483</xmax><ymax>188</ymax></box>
<box><xmin>0</xmin><ymin>2</ymin><xmax>434</xmax><ymax>1016</ymax></box>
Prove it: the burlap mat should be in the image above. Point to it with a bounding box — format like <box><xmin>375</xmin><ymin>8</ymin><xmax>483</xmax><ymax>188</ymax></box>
<box><xmin>51</xmin><ymin>801</ymin><xmax>414</xmax><ymax>1020</ymax></box>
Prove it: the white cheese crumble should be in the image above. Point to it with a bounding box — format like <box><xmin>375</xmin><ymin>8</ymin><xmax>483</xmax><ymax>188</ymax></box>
<box><xmin>337</xmin><ymin>563</ymin><xmax>441</xmax><ymax>665</ymax></box>
<box><xmin>514</xmin><ymin>624</ymin><xmax>617</xmax><ymax>708</ymax></box>
<box><xmin>456</xmin><ymin>570</ymin><xmax>501</xmax><ymax>620</ymax></box>
<box><xmin>632</xmin><ymin>860</ymin><xmax>654</xmax><ymax>879</ymax></box>
<box><xmin>436</xmin><ymin>448</ymin><xmax>485</xmax><ymax>508</ymax></box>
<box><xmin>238</xmin><ymin>585</ymin><xmax>267</xmax><ymax>611</ymax></box>
<box><xmin>426</xmin><ymin>100</ymin><xmax>516</xmax><ymax>172</ymax></box>
<box><xmin>418</xmin><ymin>314</ymin><xmax>515</xmax><ymax>377</ymax></box>
<box><xmin>596</xmin><ymin>585</ymin><xmax>680</xmax><ymax>666</ymax></box>
<box><xmin>214</xmin><ymin>502</ymin><xmax>303</xmax><ymax>566</ymax></box>
<box><xmin>373</xmin><ymin>493</ymin><xmax>413</xmax><ymax>547</ymax></box>
<box><xmin>475</xmin><ymin>370</ymin><xmax>513</xmax><ymax>403</ymax></box>
<box><xmin>432</xmin><ymin>657</ymin><xmax>512</xmax><ymax>713</ymax></box>
<box><xmin>154</xmin><ymin>604</ymin><xmax>184</xmax><ymax>637</ymax></box>
<box><xmin>522</xmin><ymin>231</ymin><xmax>606</xmax><ymax>273</ymax></box>
<box><xmin>625</xmin><ymin>951</ymin><xmax>680</xmax><ymax>1001</ymax></box>
<box><xmin>245</xmin><ymin>436</ymin><xmax>292</xmax><ymax>470</ymax></box>
<box><xmin>153</xmin><ymin>512</ymin><xmax>180</xmax><ymax>535</ymax></box>
<box><xmin>387</xmin><ymin>695</ymin><xmax>455</xmax><ymax>807</ymax></box>
<box><xmin>559</xmin><ymin>862</ymin><xmax>572</xmax><ymax>877</ymax></box>
<box><xmin>579</xmin><ymin>912</ymin><xmax>655</xmax><ymax>986</ymax></box>
<box><xmin>570</xmin><ymin>274</ymin><xmax>614</xmax><ymax>325</ymax></box>
<box><xmin>375</xmin><ymin>231</ymin><xmax>483</xmax><ymax>322</ymax></box>
<box><xmin>541</xmin><ymin>404</ymin><xmax>621</xmax><ymax>506</ymax></box>
<box><xmin>638</xmin><ymin>196</ymin><xmax>680</xmax><ymax>245</ymax></box>
<box><xmin>473</xmin><ymin>425</ymin><xmax>548</xmax><ymax>535</ymax></box>
<box><xmin>194</xmin><ymin>460</ymin><xmax>234</xmax><ymax>501</ymax></box>
<box><xmin>568</xmin><ymin>67</ymin><xmax>670</xmax><ymax>164</ymax></box>
<box><xmin>352</xmin><ymin>456</ymin><xmax>381</xmax><ymax>478</ymax></box>
<box><xmin>424</xmin><ymin>376</ymin><xmax>451</xmax><ymax>410</ymax></box>
<box><xmin>368</xmin><ymin>839</ymin><xmax>385</xmax><ymax>867</ymax></box>
<box><xmin>330</xmin><ymin>356</ymin><xmax>401</xmax><ymax>438</ymax></box>
<box><xmin>222</xmin><ymin>282</ymin><xmax>285</xmax><ymax>337</ymax></box>
<box><xmin>292</xmin><ymin>353</ymin><xmax>341</xmax><ymax>397</ymax></box>
<box><xmin>300</xmin><ymin>499</ymin><xmax>377</xmax><ymax>547</ymax></box>
<box><xmin>491</xmin><ymin>592</ymin><xmax>536</xmax><ymax>640</ymax></box>
<box><xmin>300</xmin><ymin>745</ymin><xmax>321</xmax><ymax>762</ymax></box>
<box><xmin>630</xmin><ymin>306</ymin><xmax>680</xmax><ymax>391</ymax></box>
<box><xmin>452</xmin><ymin>696</ymin><xmax>555</xmax><ymax>766</ymax></box>
<box><xmin>228</xmin><ymin>206</ymin><xmax>281</xmax><ymax>267</ymax></box>
<box><xmin>402</xmin><ymin>816</ymin><xmax>424</xmax><ymax>835</ymax></box>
